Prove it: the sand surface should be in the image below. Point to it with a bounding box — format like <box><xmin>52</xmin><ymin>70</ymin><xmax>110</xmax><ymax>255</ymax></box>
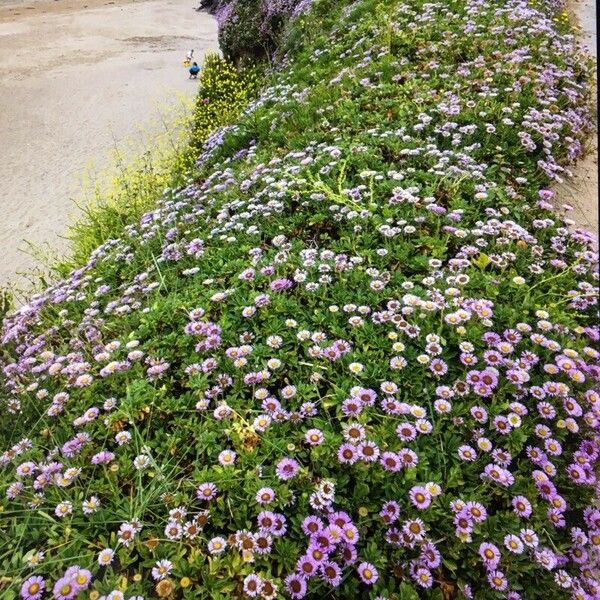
<box><xmin>557</xmin><ymin>0</ymin><xmax>598</xmax><ymax>244</ymax></box>
<box><xmin>0</xmin><ymin>0</ymin><xmax>218</xmax><ymax>290</ymax></box>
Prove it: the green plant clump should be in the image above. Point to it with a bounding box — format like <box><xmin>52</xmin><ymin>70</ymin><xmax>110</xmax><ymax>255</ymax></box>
<box><xmin>0</xmin><ymin>0</ymin><xmax>598</xmax><ymax>599</ymax></box>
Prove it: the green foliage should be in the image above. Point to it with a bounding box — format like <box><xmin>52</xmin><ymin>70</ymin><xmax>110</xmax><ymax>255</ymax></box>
<box><xmin>191</xmin><ymin>54</ymin><xmax>262</xmax><ymax>155</ymax></box>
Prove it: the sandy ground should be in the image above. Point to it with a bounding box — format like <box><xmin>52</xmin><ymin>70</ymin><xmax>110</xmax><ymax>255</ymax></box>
<box><xmin>0</xmin><ymin>0</ymin><xmax>218</xmax><ymax>290</ymax></box>
<box><xmin>557</xmin><ymin>0</ymin><xmax>598</xmax><ymax>244</ymax></box>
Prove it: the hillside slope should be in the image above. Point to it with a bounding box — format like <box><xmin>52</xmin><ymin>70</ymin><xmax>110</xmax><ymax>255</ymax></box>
<box><xmin>1</xmin><ymin>0</ymin><xmax>598</xmax><ymax>599</ymax></box>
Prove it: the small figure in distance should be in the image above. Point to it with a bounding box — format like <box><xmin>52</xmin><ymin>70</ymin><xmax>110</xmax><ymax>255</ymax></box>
<box><xmin>189</xmin><ymin>62</ymin><xmax>200</xmax><ymax>79</ymax></box>
<box><xmin>184</xmin><ymin>48</ymin><xmax>194</xmax><ymax>67</ymax></box>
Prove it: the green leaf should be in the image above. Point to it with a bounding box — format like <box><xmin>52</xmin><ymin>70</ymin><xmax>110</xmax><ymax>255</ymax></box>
<box><xmin>472</xmin><ymin>252</ymin><xmax>490</xmax><ymax>270</ymax></box>
<box><xmin>399</xmin><ymin>582</ymin><xmax>419</xmax><ymax>600</ymax></box>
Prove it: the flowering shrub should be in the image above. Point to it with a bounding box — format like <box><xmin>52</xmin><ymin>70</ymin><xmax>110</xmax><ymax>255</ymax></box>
<box><xmin>217</xmin><ymin>0</ymin><xmax>311</xmax><ymax>62</ymax></box>
<box><xmin>1</xmin><ymin>0</ymin><xmax>598</xmax><ymax>599</ymax></box>
<box><xmin>191</xmin><ymin>54</ymin><xmax>261</xmax><ymax>156</ymax></box>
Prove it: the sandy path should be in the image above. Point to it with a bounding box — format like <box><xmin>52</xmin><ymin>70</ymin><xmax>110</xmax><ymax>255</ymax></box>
<box><xmin>557</xmin><ymin>0</ymin><xmax>598</xmax><ymax>243</ymax></box>
<box><xmin>0</xmin><ymin>0</ymin><xmax>218</xmax><ymax>289</ymax></box>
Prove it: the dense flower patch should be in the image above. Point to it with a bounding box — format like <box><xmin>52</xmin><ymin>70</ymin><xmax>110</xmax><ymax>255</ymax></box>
<box><xmin>215</xmin><ymin>0</ymin><xmax>312</xmax><ymax>61</ymax></box>
<box><xmin>0</xmin><ymin>0</ymin><xmax>598</xmax><ymax>599</ymax></box>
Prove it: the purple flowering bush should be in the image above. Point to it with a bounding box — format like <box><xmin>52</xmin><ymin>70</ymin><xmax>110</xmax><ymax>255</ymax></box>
<box><xmin>1</xmin><ymin>0</ymin><xmax>598</xmax><ymax>599</ymax></box>
<box><xmin>216</xmin><ymin>0</ymin><xmax>311</xmax><ymax>62</ymax></box>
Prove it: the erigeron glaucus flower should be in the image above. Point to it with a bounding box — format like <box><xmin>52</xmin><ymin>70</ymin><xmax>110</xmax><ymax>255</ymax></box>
<box><xmin>285</xmin><ymin>573</ymin><xmax>307</xmax><ymax>599</ymax></box>
<box><xmin>241</xmin><ymin>573</ymin><xmax>263</xmax><ymax>597</ymax></box>
<box><xmin>425</xmin><ymin>482</ymin><xmax>442</xmax><ymax>497</ymax></box>
<box><xmin>348</xmin><ymin>362</ymin><xmax>364</xmax><ymax>374</ymax></box>
<box><xmin>98</xmin><ymin>548</ymin><xmax>115</xmax><ymax>566</ymax></box>
<box><xmin>168</xmin><ymin>506</ymin><xmax>187</xmax><ymax>522</ymax></box>
<box><xmin>52</xmin><ymin>576</ymin><xmax>76</xmax><ymax>600</ymax></box>
<box><xmin>197</xmin><ymin>482</ymin><xmax>218</xmax><ymax>501</ymax></box>
<box><xmin>25</xmin><ymin>551</ymin><xmax>45</xmax><ymax>567</ymax></box>
<box><xmin>82</xmin><ymin>496</ymin><xmax>100</xmax><ymax>514</ymax></box>
<box><xmin>409</xmin><ymin>485</ymin><xmax>432</xmax><ymax>509</ymax></box>
<box><xmin>133</xmin><ymin>454</ymin><xmax>151</xmax><ymax>470</ymax></box>
<box><xmin>69</xmin><ymin>567</ymin><xmax>92</xmax><ymax>591</ymax></box>
<box><xmin>103</xmin><ymin>397</ymin><xmax>117</xmax><ymax>411</ymax></box>
<box><xmin>477</xmin><ymin>437</ymin><xmax>493</xmax><ymax>452</ymax></box>
<box><xmin>253</xmin><ymin>414</ymin><xmax>271</xmax><ymax>432</ymax></box>
<box><xmin>458</xmin><ymin>445</ymin><xmax>477</xmax><ymax>461</ymax></box>
<box><xmin>55</xmin><ymin>501</ymin><xmax>72</xmax><ymax>518</ymax></box>
<box><xmin>152</xmin><ymin>559</ymin><xmax>173</xmax><ymax>581</ymax></box>
<box><xmin>91</xmin><ymin>450</ymin><xmax>115</xmax><ymax>465</ymax></box>
<box><xmin>164</xmin><ymin>520</ymin><xmax>183</xmax><ymax>540</ymax></box>
<box><xmin>208</xmin><ymin>536</ymin><xmax>227</xmax><ymax>554</ymax></box>
<box><xmin>218</xmin><ymin>449</ymin><xmax>236</xmax><ymax>466</ymax></box>
<box><xmin>16</xmin><ymin>461</ymin><xmax>36</xmax><ymax>477</ymax></box>
<box><xmin>305</xmin><ymin>428</ymin><xmax>324</xmax><ymax>446</ymax></box>
<box><xmin>357</xmin><ymin>562</ymin><xmax>379</xmax><ymax>585</ymax></box>
<box><xmin>115</xmin><ymin>431</ymin><xmax>132</xmax><ymax>445</ymax></box>
<box><xmin>479</xmin><ymin>542</ymin><xmax>501</xmax><ymax>569</ymax></box>
<box><xmin>504</xmin><ymin>534</ymin><xmax>524</xmax><ymax>554</ymax></box>
<box><xmin>276</xmin><ymin>457</ymin><xmax>300</xmax><ymax>480</ymax></box>
<box><xmin>20</xmin><ymin>575</ymin><xmax>45</xmax><ymax>600</ymax></box>
<box><xmin>256</xmin><ymin>487</ymin><xmax>276</xmax><ymax>505</ymax></box>
<box><xmin>488</xmin><ymin>570</ymin><xmax>508</xmax><ymax>591</ymax></box>
<box><xmin>434</xmin><ymin>399</ymin><xmax>452</xmax><ymax>413</ymax></box>
<box><xmin>74</xmin><ymin>374</ymin><xmax>93</xmax><ymax>387</ymax></box>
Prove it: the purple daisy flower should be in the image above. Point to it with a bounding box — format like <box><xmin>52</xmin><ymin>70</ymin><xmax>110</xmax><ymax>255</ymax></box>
<box><xmin>396</xmin><ymin>422</ymin><xmax>417</xmax><ymax>442</ymax></box>
<box><xmin>197</xmin><ymin>482</ymin><xmax>218</xmax><ymax>501</ymax></box>
<box><xmin>338</xmin><ymin>443</ymin><xmax>359</xmax><ymax>465</ymax></box>
<box><xmin>398</xmin><ymin>448</ymin><xmax>419</xmax><ymax>468</ymax></box>
<box><xmin>243</xmin><ymin>574</ymin><xmax>263</xmax><ymax>597</ymax></box>
<box><xmin>379</xmin><ymin>500</ymin><xmax>401</xmax><ymax>524</ymax></box>
<box><xmin>297</xmin><ymin>555</ymin><xmax>319</xmax><ymax>578</ymax></box>
<box><xmin>380</xmin><ymin>451</ymin><xmax>401</xmax><ymax>472</ymax></box>
<box><xmin>276</xmin><ymin>457</ymin><xmax>300</xmax><ymax>480</ymax></box>
<box><xmin>320</xmin><ymin>561</ymin><xmax>343</xmax><ymax>587</ymax></box>
<box><xmin>357</xmin><ymin>561</ymin><xmax>379</xmax><ymax>585</ymax></box>
<box><xmin>301</xmin><ymin>515</ymin><xmax>324</xmax><ymax>536</ymax></box>
<box><xmin>256</xmin><ymin>487</ymin><xmax>276</xmax><ymax>505</ymax></box>
<box><xmin>218</xmin><ymin>449</ymin><xmax>237</xmax><ymax>466</ymax></box>
<box><xmin>285</xmin><ymin>574</ymin><xmax>307</xmax><ymax>599</ymax></box>
<box><xmin>20</xmin><ymin>576</ymin><xmax>45</xmax><ymax>600</ymax></box>
<box><xmin>479</xmin><ymin>542</ymin><xmax>501</xmax><ymax>569</ymax></box>
<box><xmin>414</xmin><ymin>567</ymin><xmax>433</xmax><ymax>588</ymax></box>
<box><xmin>52</xmin><ymin>576</ymin><xmax>77</xmax><ymax>600</ymax></box>
<box><xmin>305</xmin><ymin>428</ymin><xmax>324</xmax><ymax>446</ymax></box>
<box><xmin>409</xmin><ymin>485</ymin><xmax>432</xmax><ymax>509</ymax></box>
<box><xmin>488</xmin><ymin>570</ymin><xmax>508</xmax><ymax>591</ymax></box>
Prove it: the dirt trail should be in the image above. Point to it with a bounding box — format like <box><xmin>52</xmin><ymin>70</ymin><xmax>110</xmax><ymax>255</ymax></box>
<box><xmin>557</xmin><ymin>0</ymin><xmax>598</xmax><ymax>243</ymax></box>
<box><xmin>0</xmin><ymin>0</ymin><xmax>218</xmax><ymax>290</ymax></box>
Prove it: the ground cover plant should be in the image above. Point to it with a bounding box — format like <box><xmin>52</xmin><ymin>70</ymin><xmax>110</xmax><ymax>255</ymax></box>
<box><xmin>0</xmin><ymin>0</ymin><xmax>598</xmax><ymax>598</ymax></box>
